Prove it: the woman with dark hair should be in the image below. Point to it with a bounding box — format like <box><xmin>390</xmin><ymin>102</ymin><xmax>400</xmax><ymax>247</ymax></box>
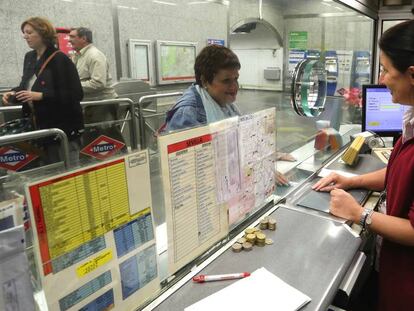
<box><xmin>164</xmin><ymin>45</ymin><xmax>241</xmax><ymax>131</ymax></box>
<box><xmin>2</xmin><ymin>17</ymin><xmax>84</xmax><ymax>166</ymax></box>
<box><xmin>313</xmin><ymin>20</ymin><xmax>414</xmax><ymax>310</ymax></box>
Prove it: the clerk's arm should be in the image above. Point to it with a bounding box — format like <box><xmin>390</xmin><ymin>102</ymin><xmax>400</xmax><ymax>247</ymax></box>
<box><xmin>369</xmin><ymin>212</ymin><xmax>414</xmax><ymax>246</ymax></box>
<box><xmin>331</xmin><ymin>188</ymin><xmax>414</xmax><ymax>246</ymax></box>
<box><xmin>349</xmin><ymin>167</ymin><xmax>387</xmax><ymax>191</ymax></box>
<box><xmin>313</xmin><ymin>167</ymin><xmax>386</xmax><ymax>192</ymax></box>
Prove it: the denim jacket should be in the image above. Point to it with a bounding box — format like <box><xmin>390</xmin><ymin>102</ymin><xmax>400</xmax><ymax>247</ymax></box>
<box><xmin>165</xmin><ymin>85</ymin><xmax>207</xmax><ymax>132</ymax></box>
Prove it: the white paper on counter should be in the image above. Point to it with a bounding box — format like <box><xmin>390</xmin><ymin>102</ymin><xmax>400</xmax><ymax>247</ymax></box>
<box><xmin>185</xmin><ymin>267</ymin><xmax>311</xmax><ymax>311</ymax></box>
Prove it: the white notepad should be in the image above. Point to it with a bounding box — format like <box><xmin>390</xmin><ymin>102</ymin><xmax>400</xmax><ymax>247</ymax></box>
<box><xmin>185</xmin><ymin>267</ymin><xmax>311</xmax><ymax>311</ymax></box>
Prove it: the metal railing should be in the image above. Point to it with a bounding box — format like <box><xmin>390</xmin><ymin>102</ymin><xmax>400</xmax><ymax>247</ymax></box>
<box><xmin>80</xmin><ymin>98</ymin><xmax>138</xmax><ymax>150</ymax></box>
<box><xmin>137</xmin><ymin>92</ymin><xmax>183</xmax><ymax>148</ymax></box>
<box><xmin>0</xmin><ymin>128</ymin><xmax>70</xmax><ymax>168</ymax></box>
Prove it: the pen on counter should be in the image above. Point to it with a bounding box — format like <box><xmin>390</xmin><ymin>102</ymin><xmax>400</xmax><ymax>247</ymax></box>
<box><xmin>192</xmin><ymin>272</ymin><xmax>250</xmax><ymax>283</ymax></box>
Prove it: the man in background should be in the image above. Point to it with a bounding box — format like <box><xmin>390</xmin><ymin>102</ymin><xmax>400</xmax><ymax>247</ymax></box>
<box><xmin>69</xmin><ymin>27</ymin><xmax>117</xmax><ymax>122</ymax></box>
<box><xmin>69</xmin><ymin>27</ymin><xmax>126</xmax><ymax>152</ymax></box>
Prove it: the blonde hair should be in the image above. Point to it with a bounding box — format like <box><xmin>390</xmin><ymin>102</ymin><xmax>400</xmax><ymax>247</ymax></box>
<box><xmin>21</xmin><ymin>17</ymin><xmax>57</xmax><ymax>47</ymax></box>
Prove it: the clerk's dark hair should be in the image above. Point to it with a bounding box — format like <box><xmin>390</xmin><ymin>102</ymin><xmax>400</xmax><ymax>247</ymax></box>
<box><xmin>379</xmin><ymin>19</ymin><xmax>414</xmax><ymax>73</ymax></box>
<box><xmin>194</xmin><ymin>45</ymin><xmax>240</xmax><ymax>86</ymax></box>
<box><xmin>21</xmin><ymin>17</ymin><xmax>57</xmax><ymax>47</ymax></box>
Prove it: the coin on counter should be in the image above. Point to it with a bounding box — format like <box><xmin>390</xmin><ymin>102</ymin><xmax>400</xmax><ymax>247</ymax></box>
<box><xmin>242</xmin><ymin>241</ymin><xmax>253</xmax><ymax>251</ymax></box>
<box><xmin>256</xmin><ymin>233</ymin><xmax>266</xmax><ymax>241</ymax></box>
<box><xmin>268</xmin><ymin>218</ymin><xmax>277</xmax><ymax>231</ymax></box>
<box><xmin>259</xmin><ymin>219</ymin><xmax>269</xmax><ymax>230</ymax></box>
<box><xmin>265</xmin><ymin>238</ymin><xmax>274</xmax><ymax>245</ymax></box>
<box><xmin>232</xmin><ymin>243</ymin><xmax>242</xmax><ymax>253</ymax></box>
<box><xmin>246</xmin><ymin>233</ymin><xmax>256</xmax><ymax>244</ymax></box>
<box><xmin>237</xmin><ymin>237</ymin><xmax>247</xmax><ymax>244</ymax></box>
<box><xmin>245</xmin><ymin>228</ymin><xmax>255</xmax><ymax>235</ymax></box>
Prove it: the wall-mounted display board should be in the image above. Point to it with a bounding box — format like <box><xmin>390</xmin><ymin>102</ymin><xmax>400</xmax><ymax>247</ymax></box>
<box><xmin>158</xmin><ymin>108</ymin><xmax>276</xmax><ymax>276</ymax></box>
<box><xmin>127</xmin><ymin>39</ymin><xmax>154</xmax><ymax>85</ymax></box>
<box><xmin>156</xmin><ymin>40</ymin><xmax>197</xmax><ymax>85</ymax></box>
<box><xmin>26</xmin><ymin>150</ymin><xmax>160</xmax><ymax>311</ymax></box>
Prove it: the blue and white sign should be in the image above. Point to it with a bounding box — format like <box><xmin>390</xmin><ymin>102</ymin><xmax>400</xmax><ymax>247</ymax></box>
<box><xmin>207</xmin><ymin>39</ymin><xmax>225</xmax><ymax>46</ymax></box>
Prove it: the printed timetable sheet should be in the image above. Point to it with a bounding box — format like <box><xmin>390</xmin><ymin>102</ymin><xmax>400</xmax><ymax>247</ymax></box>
<box><xmin>159</xmin><ymin>127</ymin><xmax>229</xmax><ymax>275</ymax></box>
<box><xmin>26</xmin><ymin>151</ymin><xmax>160</xmax><ymax>311</ymax></box>
<box><xmin>159</xmin><ymin>109</ymin><xmax>276</xmax><ymax>275</ymax></box>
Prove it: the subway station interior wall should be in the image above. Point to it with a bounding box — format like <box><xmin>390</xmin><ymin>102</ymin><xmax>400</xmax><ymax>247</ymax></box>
<box><xmin>234</xmin><ymin>49</ymin><xmax>283</xmax><ymax>91</ymax></box>
<box><xmin>1</xmin><ymin>0</ymin><xmax>374</xmax><ymax>89</ymax></box>
<box><xmin>284</xmin><ymin>16</ymin><xmax>373</xmax><ymax>51</ymax></box>
<box><xmin>116</xmin><ymin>0</ymin><xmax>227</xmax><ymax>80</ymax></box>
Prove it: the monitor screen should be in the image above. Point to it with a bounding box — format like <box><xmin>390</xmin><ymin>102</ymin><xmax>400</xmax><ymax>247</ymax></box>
<box><xmin>362</xmin><ymin>84</ymin><xmax>408</xmax><ymax>136</ymax></box>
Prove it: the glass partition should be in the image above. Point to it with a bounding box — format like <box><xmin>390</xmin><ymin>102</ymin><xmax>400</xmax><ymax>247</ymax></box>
<box><xmin>0</xmin><ymin>0</ymin><xmax>376</xmax><ymax>310</ymax></box>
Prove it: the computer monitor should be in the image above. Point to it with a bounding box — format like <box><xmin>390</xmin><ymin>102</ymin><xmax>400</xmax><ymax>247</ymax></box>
<box><xmin>362</xmin><ymin>84</ymin><xmax>408</xmax><ymax>139</ymax></box>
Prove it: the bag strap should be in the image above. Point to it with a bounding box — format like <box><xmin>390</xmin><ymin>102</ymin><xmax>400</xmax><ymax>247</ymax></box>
<box><xmin>37</xmin><ymin>50</ymin><xmax>60</xmax><ymax>77</ymax></box>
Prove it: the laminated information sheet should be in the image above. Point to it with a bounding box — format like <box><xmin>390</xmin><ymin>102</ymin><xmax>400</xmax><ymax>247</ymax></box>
<box><xmin>159</xmin><ymin>108</ymin><xmax>276</xmax><ymax>275</ymax></box>
<box><xmin>159</xmin><ymin>126</ymin><xmax>229</xmax><ymax>275</ymax></box>
<box><xmin>26</xmin><ymin>151</ymin><xmax>160</xmax><ymax>311</ymax></box>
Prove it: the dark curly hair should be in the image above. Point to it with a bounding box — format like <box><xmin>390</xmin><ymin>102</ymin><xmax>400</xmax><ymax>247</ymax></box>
<box><xmin>194</xmin><ymin>45</ymin><xmax>241</xmax><ymax>86</ymax></box>
<box><xmin>21</xmin><ymin>17</ymin><xmax>57</xmax><ymax>47</ymax></box>
<box><xmin>379</xmin><ymin>19</ymin><xmax>414</xmax><ymax>73</ymax></box>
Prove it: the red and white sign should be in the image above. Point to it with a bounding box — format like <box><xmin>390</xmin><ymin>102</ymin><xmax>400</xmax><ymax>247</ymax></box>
<box><xmin>56</xmin><ymin>27</ymin><xmax>74</xmax><ymax>56</ymax></box>
<box><xmin>0</xmin><ymin>146</ymin><xmax>38</xmax><ymax>171</ymax></box>
<box><xmin>81</xmin><ymin>135</ymin><xmax>125</xmax><ymax>160</ymax></box>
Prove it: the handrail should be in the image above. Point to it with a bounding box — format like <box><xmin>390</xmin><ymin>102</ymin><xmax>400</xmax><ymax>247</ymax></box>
<box><xmin>0</xmin><ymin>128</ymin><xmax>70</xmax><ymax>169</ymax></box>
<box><xmin>137</xmin><ymin>92</ymin><xmax>183</xmax><ymax>148</ymax></box>
<box><xmin>0</xmin><ymin>105</ymin><xmax>23</xmax><ymax>113</ymax></box>
<box><xmin>80</xmin><ymin>98</ymin><xmax>138</xmax><ymax>150</ymax></box>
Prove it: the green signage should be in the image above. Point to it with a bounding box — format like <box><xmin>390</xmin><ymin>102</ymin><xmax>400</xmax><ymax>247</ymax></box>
<box><xmin>289</xmin><ymin>31</ymin><xmax>308</xmax><ymax>49</ymax></box>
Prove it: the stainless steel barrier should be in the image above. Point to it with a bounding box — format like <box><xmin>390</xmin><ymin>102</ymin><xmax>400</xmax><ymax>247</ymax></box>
<box><xmin>0</xmin><ymin>128</ymin><xmax>70</xmax><ymax>169</ymax></box>
<box><xmin>137</xmin><ymin>92</ymin><xmax>183</xmax><ymax>148</ymax></box>
<box><xmin>80</xmin><ymin>98</ymin><xmax>138</xmax><ymax>150</ymax></box>
<box><xmin>0</xmin><ymin>98</ymin><xmax>138</xmax><ymax>153</ymax></box>
<box><xmin>0</xmin><ymin>106</ymin><xmax>22</xmax><ymax>113</ymax></box>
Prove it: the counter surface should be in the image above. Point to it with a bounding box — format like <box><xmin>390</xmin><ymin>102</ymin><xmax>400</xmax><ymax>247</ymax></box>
<box><xmin>154</xmin><ymin>206</ymin><xmax>361</xmax><ymax>311</ymax></box>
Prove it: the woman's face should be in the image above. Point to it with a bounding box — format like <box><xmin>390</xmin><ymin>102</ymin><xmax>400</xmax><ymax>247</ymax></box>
<box><xmin>204</xmin><ymin>68</ymin><xmax>239</xmax><ymax>106</ymax></box>
<box><xmin>379</xmin><ymin>51</ymin><xmax>414</xmax><ymax>105</ymax></box>
<box><xmin>23</xmin><ymin>24</ymin><xmax>44</xmax><ymax>50</ymax></box>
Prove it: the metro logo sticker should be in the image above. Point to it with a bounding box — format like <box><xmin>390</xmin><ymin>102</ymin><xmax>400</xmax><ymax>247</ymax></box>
<box><xmin>81</xmin><ymin>135</ymin><xmax>125</xmax><ymax>160</ymax></box>
<box><xmin>0</xmin><ymin>146</ymin><xmax>38</xmax><ymax>171</ymax></box>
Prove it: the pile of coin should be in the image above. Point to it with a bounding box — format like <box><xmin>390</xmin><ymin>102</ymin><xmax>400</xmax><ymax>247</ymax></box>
<box><xmin>231</xmin><ymin>217</ymin><xmax>276</xmax><ymax>253</ymax></box>
<box><xmin>259</xmin><ymin>216</ymin><xmax>277</xmax><ymax>231</ymax></box>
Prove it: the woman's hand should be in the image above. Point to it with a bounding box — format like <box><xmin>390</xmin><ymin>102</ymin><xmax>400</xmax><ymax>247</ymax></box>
<box><xmin>15</xmin><ymin>90</ymin><xmax>43</xmax><ymax>103</ymax></box>
<box><xmin>2</xmin><ymin>91</ymin><xmax>15</xmax><ymax>105</ymax></box>
<box><xmin>276</xmin><ymin>152</ymin><xmax>296</xmax><ymax>162</ymax></box>
<box><xmin>312</xmin><ymin>172</ymin><xmax>352</xmax><ymax>192</ymax></box>
<box><xmin>330</xmin><ymin>188</ymin><xmax>363</xmax><ymax>222</ymax></box>
<box><xmin>276</xmin><ymin>170</ymin><xmax>290</xmax><ymax>186</ymax></box>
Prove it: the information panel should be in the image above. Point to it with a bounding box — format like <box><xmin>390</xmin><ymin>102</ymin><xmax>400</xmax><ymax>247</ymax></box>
<box><xmin>156</xmin><ymin>40</ymin><xmax>196</xmax><ymax>85</ymax></box>
<box><xmin>159</xmin><ymin>108</ymin><xmax>276</xmax><ymax>275</ymax></box>
<box><xmin>26</xmin><ymin>151</ymin><xmax>160</xmax><ymax>311</ymax></box>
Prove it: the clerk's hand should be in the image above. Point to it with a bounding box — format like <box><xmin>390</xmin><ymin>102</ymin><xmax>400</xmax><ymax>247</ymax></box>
<box><xmin>330</xmin><ymin>188</ymin><xmax>362</xmax><ymax>222</ymax></box>
<box><xmin>2</xmin><ymin>91</ymin><xmax>14</xmax><ymax>105</ymax></box>
<box><xmin>312</xmin><ymin>172</ymin><xmax>352</xmax><ymax>192</ymax></box>
<box><xmin>15</xmin><ymin>90</ymin><xmax>43</xmax><ymax>103</ymax></box>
